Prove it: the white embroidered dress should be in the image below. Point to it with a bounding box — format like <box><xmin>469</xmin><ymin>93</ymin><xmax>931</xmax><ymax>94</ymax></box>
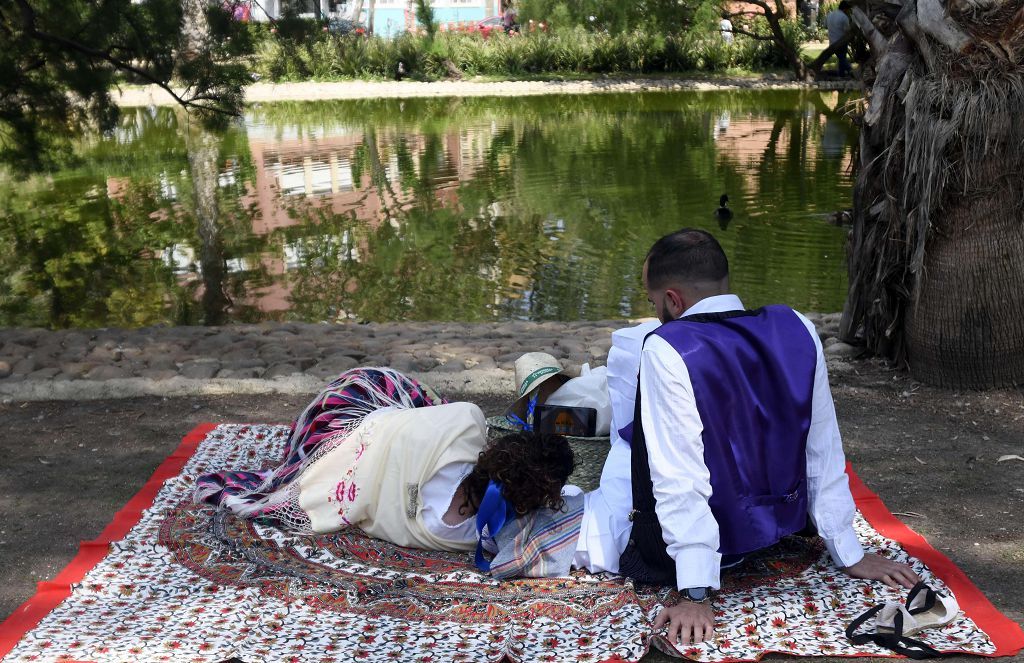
<box><xmin>298</xmin><ymin>402</ymin><xmax>487</xmax><ymax>551</ymax></box>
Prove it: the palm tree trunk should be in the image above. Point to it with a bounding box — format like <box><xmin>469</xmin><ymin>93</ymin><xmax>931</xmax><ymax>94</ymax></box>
<box><xmin>904</xmin><ymin>162</ymin><xmax>1024</xmax><ymax>388</ymax></box>
<box><xmin>841</xmin><ymin>0</ymin><xmax>1024</xmax><ymax>388</ymax></box>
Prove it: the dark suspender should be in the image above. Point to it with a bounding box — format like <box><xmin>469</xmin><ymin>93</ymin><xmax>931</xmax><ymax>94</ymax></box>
<box><xmin>618</xmin><ymin>309</ymin><xmax>761</xmax><ymax>585</ymax></box>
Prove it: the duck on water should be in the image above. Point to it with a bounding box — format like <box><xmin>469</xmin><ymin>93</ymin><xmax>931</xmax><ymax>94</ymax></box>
<box><xmin>715</xmin><ymin>194</ymin><xmax>734</xmax><ymax>230</ymax></box>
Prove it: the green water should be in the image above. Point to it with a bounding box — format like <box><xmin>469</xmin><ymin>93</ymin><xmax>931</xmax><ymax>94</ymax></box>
<box><xmin>0</xmin><ymin>90</ymin><xmax>858</xmax><ymax>328</ymax></box>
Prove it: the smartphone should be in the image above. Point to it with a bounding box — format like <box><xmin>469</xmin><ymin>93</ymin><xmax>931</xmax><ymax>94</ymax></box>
<box><xmin>535</xmin><ymin>405</ymin><xmax>597</xmax><ymax>437</ymax></box>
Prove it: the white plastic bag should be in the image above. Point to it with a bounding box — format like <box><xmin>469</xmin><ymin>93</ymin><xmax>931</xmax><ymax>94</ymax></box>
<box><xmin>546</xmin><ymin>364</ymin><xmax>612</xmax><ymax>436</ymax></box>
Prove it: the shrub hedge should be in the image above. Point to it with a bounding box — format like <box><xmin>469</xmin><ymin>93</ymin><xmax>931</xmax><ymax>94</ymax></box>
<box><xmin>249</xmin><ymin>24</ymin><xmax>797</xmax><ymax>82</ymax></box>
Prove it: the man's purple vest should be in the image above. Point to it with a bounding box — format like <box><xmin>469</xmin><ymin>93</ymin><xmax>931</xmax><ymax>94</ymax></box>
<box><xmin>618</xmin><ymin>306</ymin><xmax>817</xmax><ymax>584</ymax></box>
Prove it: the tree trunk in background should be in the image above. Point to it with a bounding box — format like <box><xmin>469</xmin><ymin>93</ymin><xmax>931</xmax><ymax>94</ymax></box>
<box><xmin>840</xmin><ymin>0</ymin><xmax>1024</xmax><ymax>388</ymax></box>
<box><xmin>180</xmin><ymin>0</ymin><xmax>231</xmax><ymax>325</ymax></box>
<box><xmin>368</xmin><ymin>0</ymin><xmax>376</xmax><ymax>33</ymax></box>
<box><xmin>727</xmin><ymin>1</ymin><xmax>811</xmax><ymax>81</ymax></box>
<box><xmin>187</xmin><ymin>127</ymin><xmax>231</xmax><ymax>325</ymax></box>
<box><xmin>904</xmin><ymin>162</ymin><xmax>1024</xmax><ymax>387</ymax></box>
<box><xmin>180</xmin><ymin>0</ymin><xmax>208</xmax><ymax>58</ymax></box>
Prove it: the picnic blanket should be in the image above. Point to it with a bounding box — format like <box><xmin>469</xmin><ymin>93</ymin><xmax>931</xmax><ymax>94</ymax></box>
<box><xmin>1</xmin><ymin>423</ymin><xmax>1022</xmax><ymax>662</ymax></box>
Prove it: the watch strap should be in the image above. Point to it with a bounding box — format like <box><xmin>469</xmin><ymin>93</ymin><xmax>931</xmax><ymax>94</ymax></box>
<box><xmin>679</xmin><ymin>586</ymin><xmax>712</xmax><ymax>603</ymax></box>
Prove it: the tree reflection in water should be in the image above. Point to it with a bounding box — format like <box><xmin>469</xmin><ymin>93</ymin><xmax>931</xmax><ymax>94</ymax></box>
<box><xmin>0</xmin><ymin>91</ymin><xmax>858</xmax><ymax>328</ymax></box>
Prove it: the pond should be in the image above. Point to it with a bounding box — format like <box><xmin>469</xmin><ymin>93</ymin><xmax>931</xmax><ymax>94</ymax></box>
<box><xmin>0</xmin><ymin>90</ymin><xmax>858</xmax><ymax>329</ymax></box>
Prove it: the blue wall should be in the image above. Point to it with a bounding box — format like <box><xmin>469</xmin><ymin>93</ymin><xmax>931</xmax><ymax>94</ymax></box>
<box><xmin>362</xmin><ymin>5</ymin><xmax>490</xmax><ymax>37</ymax></box>
<box><xmin>369</xmin><ymin>8</ymin><xmax>407</xmax><ymax>36</ymax></box>
<box><xmin>434</xmin><ymin>7</ymin><xmax>488</xmax><ymax>24</ymax></box>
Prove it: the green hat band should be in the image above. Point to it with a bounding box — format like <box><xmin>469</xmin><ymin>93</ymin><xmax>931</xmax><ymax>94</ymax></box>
<box><xmin>518</xmin><ymin>366</ymin><xmax>561</xmax><ymax>397</ymax></box>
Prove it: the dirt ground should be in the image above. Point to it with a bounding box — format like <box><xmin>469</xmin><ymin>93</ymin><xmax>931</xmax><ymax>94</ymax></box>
<box><xmin>1</xmin><ymin>360</ymin><xmax>1022</xmax><ymax>662</ymax></box>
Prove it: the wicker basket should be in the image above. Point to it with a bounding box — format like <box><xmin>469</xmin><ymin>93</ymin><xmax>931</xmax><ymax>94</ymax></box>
<box><xmin>485</xmin><ymin>416</ymin><xmax>610</xmax><ymax>492</ymax></box>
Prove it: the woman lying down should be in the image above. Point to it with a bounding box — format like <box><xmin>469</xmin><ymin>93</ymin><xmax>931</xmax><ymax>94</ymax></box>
<box><xmin>195</xmin><ymin>367</ymin><xmax>608</xmax><ymax>579</ymax></box>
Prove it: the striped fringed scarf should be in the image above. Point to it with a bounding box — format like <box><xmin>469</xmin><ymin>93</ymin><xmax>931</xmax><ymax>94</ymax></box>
<box><xmin>194</xmin><ymin>367</ymin><xmax>445</xmax><ymax>518</ymax></box>
<box><xmin>487</xmin><ymin>492</ymin><xmax>585</xmax><ymax>580</ymax></box>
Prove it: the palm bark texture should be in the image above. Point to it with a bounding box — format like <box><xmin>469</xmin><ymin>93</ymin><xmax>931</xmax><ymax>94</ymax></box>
<box><xmin>840</xmin><ymin>0</ymin><xmax>1024</xmax><ymax>388</ymax></box>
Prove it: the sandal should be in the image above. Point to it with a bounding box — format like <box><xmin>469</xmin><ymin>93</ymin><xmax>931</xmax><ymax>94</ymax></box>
<box><xmin>847</xmin><ymin>583</ymin><xmax>960</xmax><ymax>659</ymax></box>
<box><xmin>874</xmin><ymin>601</ymin><xmax>922</xmax><ymax>635</ymax></box>
<box><xmin>905</xmin><ymin>582</ymin><xmax>960</xmax><ymax>632</ymax></box>
<box><xmin>846</xmin><ymin>603</ymin><xmax>951</xmax><ymax>659</ymax></box>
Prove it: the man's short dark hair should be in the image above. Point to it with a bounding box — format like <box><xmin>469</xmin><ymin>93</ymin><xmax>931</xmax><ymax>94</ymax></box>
<box><xmin>838</xmin><ymin>1</ymin><xmax>851</xmax><ymax>10</ymax></box>
<box><xmin>645</xmin><ymin>229</ymin><xmax>729</xmax><ymax>290</ymax></box>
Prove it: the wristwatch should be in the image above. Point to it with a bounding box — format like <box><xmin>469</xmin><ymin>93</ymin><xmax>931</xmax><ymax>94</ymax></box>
<box><xmin>679</xmin><ymin>587</ymin><xmax>713</xmax><ymax>604</ymax></box>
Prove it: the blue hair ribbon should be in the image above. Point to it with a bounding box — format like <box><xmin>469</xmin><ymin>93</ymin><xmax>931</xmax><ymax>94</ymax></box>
<box><xmin>504</xmin><ymin>391</ymin><xmax>539</xmax><ymax>432</ymax></box>
<box><xmin>474</xmin><ymin>480</ymin><xmax>515</xmax><ymax>572</ymax></box>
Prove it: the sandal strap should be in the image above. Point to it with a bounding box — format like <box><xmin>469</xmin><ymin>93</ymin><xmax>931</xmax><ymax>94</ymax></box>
<box><xmin>846</xmin><ymin>603</ymin><xmax>885</xmax><ymax>638</ymax></box>
<box><xmin>906</xmin><ymin>581</ymin><xmax>938</xmax><ymax>616</ymax></box>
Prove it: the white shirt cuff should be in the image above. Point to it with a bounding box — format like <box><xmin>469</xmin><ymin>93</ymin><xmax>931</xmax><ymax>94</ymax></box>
<box><xmin>823</xmin><ymin>526</ymin><xmax>864</xmax><ymax>568</ymax></box>
<box><xmin>674</xmin><ymin>548</ymin><xmax>723</xmax><ymax>591</ymax></box>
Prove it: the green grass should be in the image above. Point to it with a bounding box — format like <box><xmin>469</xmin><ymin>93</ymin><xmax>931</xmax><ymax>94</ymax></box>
<box><xmin>801</xmin><ymin>41</ymin><xmax>830</xmax><ymax>62</ymax></box>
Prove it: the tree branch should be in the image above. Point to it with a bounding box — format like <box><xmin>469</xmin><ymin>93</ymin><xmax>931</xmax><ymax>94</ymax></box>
<box><xmin>863</xmin><ymin>37</ymin><xmax>913</xmax><ymax>126</ymax></box>
<box><xmin>741</xmin><ymin>0</ymin><xmax>775</xmax><ymax>13</ymax></box>
<box><xmin>895</xmin><ymin>0</ymin><xmax>939</xmax><ymax>70</ymax></box>
<box><xmin>851</xmin><ymin>6</ymin><xmax>889</xmax><ymax>54</ymax></box>
<box><xmin>11</xmin><ymin>0</ymin><xmax>237</xmax><ymax>117</ymax></box>
<box><xmin>916</xmin><ymin>0</ymin><xmax>972</xmax><ymax>52</ymax></box>
<box><xmin>725</xmin><ymin>9</ymin><xmax>767</xmax><ymax>17</ymax></box>
<box><xmin>729</xmin><ymin>25</ymin><xmax>779</xmax><ymax>41</ymax></box>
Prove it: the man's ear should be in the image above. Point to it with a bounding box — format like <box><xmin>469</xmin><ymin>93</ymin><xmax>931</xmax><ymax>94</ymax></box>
<box><xmin>664</xmin><ymin>288</ymin><xmax>688</xmax><ymax>319</ymax></box>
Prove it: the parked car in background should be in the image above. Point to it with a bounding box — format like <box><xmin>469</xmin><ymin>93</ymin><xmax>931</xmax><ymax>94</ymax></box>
<box><xmin>469</xmin><ymin>15</ymin><xmax>503</xmax><ymax>37</ymax></box>
<box><xmin>328</xmin><ymin>17</ymin><xmax>366</xmax><ymax>35</ymax></box>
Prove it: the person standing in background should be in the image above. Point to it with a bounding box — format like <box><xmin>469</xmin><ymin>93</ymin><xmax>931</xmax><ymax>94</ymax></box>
<box><xmin>801</xmin><ymin>0</ymin><xmax>820</xmax><ymax>36</ymax></box>
<box><xmin>826</xmin><ymin>1</ymin><xmax>853</xmax><ymax>77</ymax></box>
<box><xmin>719</xmin><ymin>14</ymin><xmax>734</xmax><ymax>44</ymax></box>
<box><xmin>502</xmin><ymin>2</ymin><xmax>518</xmax><ymax>34</ymax></box>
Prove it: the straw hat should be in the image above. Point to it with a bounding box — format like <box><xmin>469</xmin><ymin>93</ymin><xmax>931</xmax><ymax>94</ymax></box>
<box><xmin>502</xmin><ymin>352</ymin><xmax>571</xmax><ymax>428</ymax></box>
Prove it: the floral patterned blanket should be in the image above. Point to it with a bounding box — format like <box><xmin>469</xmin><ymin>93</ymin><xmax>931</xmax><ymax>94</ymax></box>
<box><xmin>1</xmin><ymin>424</ymin><xmax>1021</xmax><ymax>663</ymax></box>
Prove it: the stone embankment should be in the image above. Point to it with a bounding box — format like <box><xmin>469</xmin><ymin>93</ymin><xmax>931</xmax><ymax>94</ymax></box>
<box><xmin>0</xmin><ymin>314</ymin><xmax>857</xmax><ymax>401</ymax></box>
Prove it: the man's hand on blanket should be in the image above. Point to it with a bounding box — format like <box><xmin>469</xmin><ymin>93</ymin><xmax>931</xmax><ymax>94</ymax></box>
<box><xmin>841</xmin><ymin>553</ymin><xmax>921</xmax><ymax>589</ymax></box>
<box><xmin>654</xmin><ymin>600</ymin><xmax>715</xmax><ymax>646</ymax></box>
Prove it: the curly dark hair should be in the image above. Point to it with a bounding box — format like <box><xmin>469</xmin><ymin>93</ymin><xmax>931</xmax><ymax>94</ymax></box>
<box><xmin>458</xmin><ymin>431</ymin><xmax>575</xmax><ymax>517</ymax></box>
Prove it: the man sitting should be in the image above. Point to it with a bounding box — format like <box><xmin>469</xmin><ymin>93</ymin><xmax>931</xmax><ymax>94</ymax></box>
<box><xmin>597</xmin><ymin>229</ymin><xmax>918</xmax><ymax>646</ymax></box>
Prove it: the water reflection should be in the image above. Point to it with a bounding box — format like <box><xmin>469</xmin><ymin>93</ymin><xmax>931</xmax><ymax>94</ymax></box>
<box><xmin>0</xmin><ymin>91</ymin><xmax>859</xmax><ymax>328</ymax></box>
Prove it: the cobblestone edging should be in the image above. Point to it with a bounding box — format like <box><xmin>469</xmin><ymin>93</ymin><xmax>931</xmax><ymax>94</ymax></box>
<box><xmin>0</xmin><ymin>314</ymin><xmax>857</xmax><ymax>401</ymax></box>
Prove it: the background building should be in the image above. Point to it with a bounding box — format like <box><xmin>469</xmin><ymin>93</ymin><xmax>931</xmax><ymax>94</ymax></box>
<box><xmin>250</xmin><ymin>0</ymin><xmax>498</xmax><ymax>37</ymax></box>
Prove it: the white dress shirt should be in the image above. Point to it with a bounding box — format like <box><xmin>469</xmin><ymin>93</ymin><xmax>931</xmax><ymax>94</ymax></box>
<box><xmin>420</xmin><ymin>461</ymin><xmax>478</xmax><ymax>545</ymax></box>
<box><xmin>580</xmin><ymin>294</ymin><xmax>864</xmax><ymax>588</ymax></box>
<box><xmin>572</xmin><ymin>321</ymin><xmax>660</xmax><ymax>573</ymax></box>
